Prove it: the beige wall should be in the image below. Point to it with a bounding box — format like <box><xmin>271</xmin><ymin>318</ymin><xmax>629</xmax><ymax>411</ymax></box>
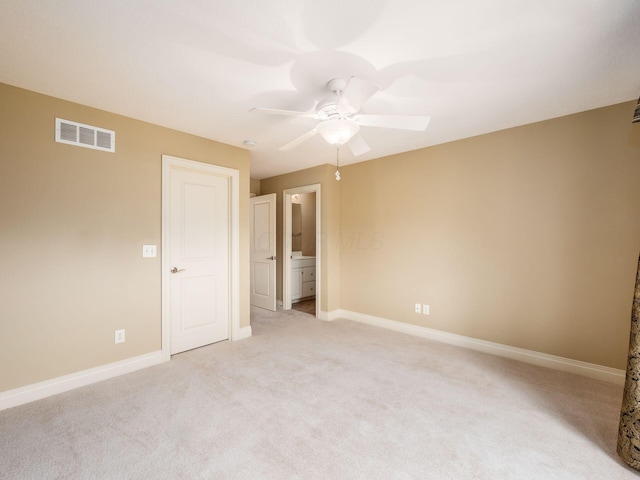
<box><xmin>260</xmin><ymin>164</ymin><xmax>340</xmax><ymax>312</ymax></box>
<box><xmin>250</xmin><ymin>177</ymin><xmax>261</xmax><ymax>196</ymax></box>
<box><xmin>0</xmin><ymin>83</ymin><xmax>251</xmax><ymax>392</ymax></box>
<box><xmin>340</xmin><ymin>101</ymin><xmax>640</xmax><ymax>370</ymax></box>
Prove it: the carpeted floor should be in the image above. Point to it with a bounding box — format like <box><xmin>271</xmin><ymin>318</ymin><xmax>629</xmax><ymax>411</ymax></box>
<box><xmin>0</xmin><ymin>306</ymin><xmax>637</xmax><ymax>479</ymax></box>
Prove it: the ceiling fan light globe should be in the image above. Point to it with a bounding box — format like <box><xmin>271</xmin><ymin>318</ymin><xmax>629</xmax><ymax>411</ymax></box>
<box><xmin>316</xmin><ymin>118</ymin><xmax>360</xmax><ymax>146</ymax></box>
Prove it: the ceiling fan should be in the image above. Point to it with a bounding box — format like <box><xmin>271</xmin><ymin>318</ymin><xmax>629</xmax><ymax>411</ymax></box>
<box><xmin>251</xmin><ymin>77</ymin><xmax>430</xmax><ymax>156</ymax></box>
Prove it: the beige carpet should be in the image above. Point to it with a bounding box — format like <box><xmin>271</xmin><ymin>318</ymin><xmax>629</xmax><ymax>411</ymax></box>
<box><xmin>0</xmin><ymin>306</ymin><xmax>636</xmax><ymax>479</ymax></box>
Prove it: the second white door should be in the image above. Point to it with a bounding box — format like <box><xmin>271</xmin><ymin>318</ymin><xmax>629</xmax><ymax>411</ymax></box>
<box><xmin>250</xmin><ymin>193</ymin><xmax>276</xmax><ymax>311</ymax></box>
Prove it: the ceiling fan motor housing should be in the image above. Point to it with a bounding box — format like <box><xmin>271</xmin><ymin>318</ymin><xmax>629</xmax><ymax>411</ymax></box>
<box><xmin>315</xmin><ymin>78</ymin><xmax>348</xmax><ymax>119</ymax></box>
<box><xmin>316</xmin><ymin>99</ymin><xmax>339</xmax><ymax>119</ymax></box>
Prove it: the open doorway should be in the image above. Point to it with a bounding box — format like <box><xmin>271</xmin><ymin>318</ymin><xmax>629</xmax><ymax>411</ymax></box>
<box><xmin>283</xmin><ymin>184</ymin><xmax>321</xmax><ymax>318</ymax></box>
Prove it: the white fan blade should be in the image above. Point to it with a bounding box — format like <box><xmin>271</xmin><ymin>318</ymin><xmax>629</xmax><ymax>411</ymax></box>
<box><xmin>279</xmin><ymin>128</ymin><xmax>317</xmax><ymax>150</ymax></box>
<box><xmin>337</xmin><ymin>77</ymin><xmax>379</xmax><ymax>115</ymax></box>
<box><xmin>251</xmin><ymin>107</ymin><xmax>317</xmax><ymax>119</ymax></box>
<box><xmin>355</xmin><ymin>114</ymin><xmax>430</xmax><ymax>131</ymax></box>
<box><xmin>347</xmin><ymin>134</ymin><xmax>370</xmax><ymax>156</ymax></box>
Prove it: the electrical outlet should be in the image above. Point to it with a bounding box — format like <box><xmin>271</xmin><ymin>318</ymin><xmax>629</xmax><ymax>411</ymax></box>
<box><xmin>414</xmin><ymin>303</ymin><xmax>422</xmax><ymax>314</ymax></box>
<box><xmin>423</xmin><ymin>304</ymin><xmax>430</xmax><ymax>315</ymax></box>
<box><xmin>115</xmin><ymin>329</ymin><xmax>125</xmax><ymax>344</ymax></box>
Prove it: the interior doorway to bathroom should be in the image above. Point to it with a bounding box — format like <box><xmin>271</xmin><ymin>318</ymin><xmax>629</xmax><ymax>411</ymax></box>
<box><xmin>283</xmin><ymin>184</ymin><xmax>321</xmax><ymax>318</ymax></box>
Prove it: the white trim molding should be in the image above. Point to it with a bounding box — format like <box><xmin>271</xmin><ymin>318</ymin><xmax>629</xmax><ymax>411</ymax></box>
<box><xmin>336</xmin><ymin>309</ymin><xmax>625</xmax><ymax>385</ymax></box>
<box><xmin>234</xmin><ymin>325</ymin><xmax>253</xmax><ymax>341</ymax></box>
<box><xmin>318</xmin><ymin>310</ymin><xmax>342</xmax><ymax>322</ymax></box>
<box><xmin>0</xmin><ymin>351</ymin><xmax>165</xmax><ymax>411</ymax></box>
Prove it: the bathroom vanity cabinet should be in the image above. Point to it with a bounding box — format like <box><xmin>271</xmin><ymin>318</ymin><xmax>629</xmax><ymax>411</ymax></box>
<box><xmin>291</xmin><ymin>256</ymin><xmax>315</xmax><ymax>302</ymax></box>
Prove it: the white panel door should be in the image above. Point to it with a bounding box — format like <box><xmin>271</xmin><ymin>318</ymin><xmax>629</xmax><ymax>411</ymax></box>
<box><xmin>250</xmin><ymin>193</ymin><xmax>276</xmax><ymax>311</ymax></box>
<box><xmin>169</xmin><ymin>167</ymin><xmax>229</xmax><ymax>354</ymax></box>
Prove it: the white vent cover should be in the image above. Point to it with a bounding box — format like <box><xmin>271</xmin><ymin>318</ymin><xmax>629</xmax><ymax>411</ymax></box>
<box><xmin>55</xmin><ymin>118</ymin><xmax>115</xmax><ymax>152</ymax></box>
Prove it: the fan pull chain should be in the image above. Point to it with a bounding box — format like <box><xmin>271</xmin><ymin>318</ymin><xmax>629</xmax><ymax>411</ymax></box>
<box><xmin>335</xmin><ymin>146</ymin><xmax>341</xmax><ymax>181</ymax></box>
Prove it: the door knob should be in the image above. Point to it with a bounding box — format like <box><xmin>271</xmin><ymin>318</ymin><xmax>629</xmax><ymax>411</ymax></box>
<box><xmin>266</xmin><ymin>256</ymin><xmax>276</xmax><ymax>260</ymax></box>
<box><xmin>170</xmin><ymin>267</ymin><xmax>186</xmax><ymax>273</ymax></box>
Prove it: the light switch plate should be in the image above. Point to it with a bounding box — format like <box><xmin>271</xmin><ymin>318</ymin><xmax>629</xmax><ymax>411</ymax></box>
<box><xmin>142</xmin><ymin>245</ymin><xmax>157</xmax><ymax>258</ymax></box>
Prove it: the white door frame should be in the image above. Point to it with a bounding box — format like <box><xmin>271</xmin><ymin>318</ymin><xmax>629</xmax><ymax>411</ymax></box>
<box><xmin>283</xmin><ymin>184</ymin><xmax>321</xmax><ymax>317</ymax></box>
<box><xmin>161</xmin><ymin>155</ymin><xmax>240</xmax><ymax>361</ymax></box>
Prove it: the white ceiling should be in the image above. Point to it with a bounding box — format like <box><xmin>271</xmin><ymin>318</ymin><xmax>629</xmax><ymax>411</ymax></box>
<box><xmin>1</xmin><ymin>1</ymin><xmax>639</xmax><ymax>179</ymax></box>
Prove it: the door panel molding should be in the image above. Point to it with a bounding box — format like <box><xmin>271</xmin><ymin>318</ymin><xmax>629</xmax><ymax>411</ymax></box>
<box><xmin>161</xmin><ymin>155</ymin><xmax>242</xmax><ymax>361</ymax></box>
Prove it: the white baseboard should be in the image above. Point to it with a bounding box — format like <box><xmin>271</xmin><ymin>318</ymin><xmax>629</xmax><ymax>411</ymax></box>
<box><xmin>318</xmin><ymin>310</ymin><xmax>341</xmax><ymax>322</ymax></box>
<box><xmin>0</xmin><ymin>351</ymin><xmax>165</xmax><ymax>411</ymax></box>
<box><xmin>4</xmin><ymin>324</ymin><xmax>253</xmax><ymax>411</ymax></box>
<box><xmin>234</xmin><ymin>325</ymin><xmax>252</xmax><ymax>341</ymax></box>
<box><xmin>336</xmin><ymin>309</ymin><xmax>625</xmax><ymax>385</ymax></box>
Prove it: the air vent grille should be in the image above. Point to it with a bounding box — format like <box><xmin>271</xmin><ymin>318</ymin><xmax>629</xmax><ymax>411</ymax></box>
<box><xmin>55</xmin><ymin>118</ymin><xmax>115</xmax><ymax>152</ymax></box>
<box><xmin>60</xmin><ymin>122</ymin><xmax>77</xmax><ymax>142</ymax></box>
<box><xmin>96</xmin><ymin>130</ymin><xmax>112</xmax><ymax>149</ymax></box>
